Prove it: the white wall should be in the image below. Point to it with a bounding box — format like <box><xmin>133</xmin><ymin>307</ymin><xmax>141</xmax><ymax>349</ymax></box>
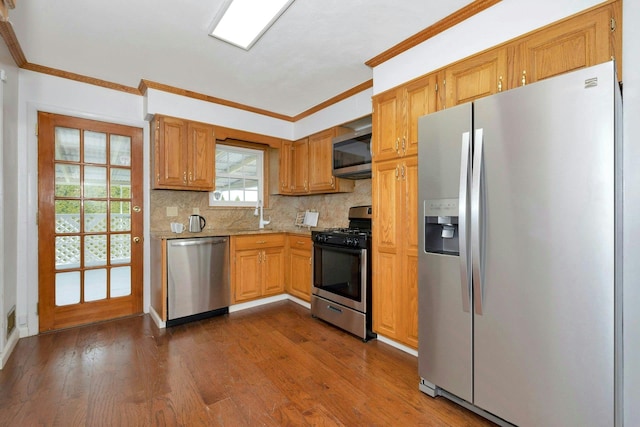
<box><xmin>144</xmin><ymin>88</ymin><xmax>294</xmax><ymax>140</ymax></box>
<box><xmin>0</xmin><ymin>43</ymin><xmax>20</xmax><ymax>368</ymax></box>
<box><xmin>293</xmin><ymin>88</ymin><xmax>373</xmax><ymax>139</ymax></box>
<box><xmin>622</xmin><ymin>0</ymin><xmax>640</xmax><ymax>424</ymax></box>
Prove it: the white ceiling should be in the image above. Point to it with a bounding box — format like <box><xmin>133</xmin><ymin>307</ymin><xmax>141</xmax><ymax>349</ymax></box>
<box><xmin>9</xmin><ymin>0</ymin><xmax>473</xmax><ymax>118</ymax></box>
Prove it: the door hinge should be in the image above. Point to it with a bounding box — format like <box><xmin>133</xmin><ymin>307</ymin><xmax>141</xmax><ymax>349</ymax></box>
<box><xmin>35</xmin><ymin>123</ymin><xmax>38</xmax><ymax>136</ymax></box>
<box><xmin>610</xmin><ymin>17</ymin><xmax>616</xmax><ymax>32</ymax></box>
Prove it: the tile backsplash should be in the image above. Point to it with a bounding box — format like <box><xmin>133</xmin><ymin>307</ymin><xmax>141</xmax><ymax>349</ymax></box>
<box><xmin>150</xmin><ymin>179</ymin><xmax>372</xmax><ymax>232</ymax></box>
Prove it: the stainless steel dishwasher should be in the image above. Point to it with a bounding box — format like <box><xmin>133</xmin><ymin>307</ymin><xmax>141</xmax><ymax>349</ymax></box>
<box><xmin>166</xmin><ymin>236</ymin><xmax>230</xmax><ymax>326</ymax></box>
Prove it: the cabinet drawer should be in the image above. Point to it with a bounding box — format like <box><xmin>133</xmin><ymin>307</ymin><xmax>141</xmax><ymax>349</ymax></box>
<box><xmin>287</xmin><ymin>235</ymin><xmax>312</xmax><ymax>251</ymax></box>
<box><xmin>233</xmin><ymin>233</ymin><xmax>285</xmax><ymax>250</ymax></box>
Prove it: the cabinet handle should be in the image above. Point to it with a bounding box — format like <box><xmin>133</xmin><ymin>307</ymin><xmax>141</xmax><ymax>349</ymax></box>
<box><xmin>498</xmin><ymin>75</ymin><xmax>503</xmax><ymax>92</ymax></box>
<box><xmin>156</xmin><ymin>173</ymin><xmax>160</xmax><ymax>183</ymax></box>
<box><xmin>395</xmin><ymin>138</ymin><xmax>400</xmax><ymax>153</ymax></box>
<box><xmin>395</xmin><ymin>165</ymin><xmax>399</xmax><ymax>180</ymax></box>
<box><xmin>304</xmin><ymin>180</ymin><xmax>308</xmax><ymax>191</ymax></box>
<box><xmin>401</xmin><ymin>165</ymin><xmax>406</xmax><ymax>179</ymax></box>
<box><xmin>189</xmin><ymin>172</ymin><xmax>193</xmax><ymax>182</ymax></box>
<box><xmin>256</xmin><ymin>240</ymin><xmax>267</xmax><ymax>244</ymax></box>
<box><xmin>330</xmin><ymin>176</ymin><xmax>335</xmax><ymax>188</ymax></box>
<box><xmin>183</xmin><ymin>171</ymin><xmax>187</xmax><ymax>184</ymax></box>
<box><xmin>258</xmin><ymin>252</ymin><xmax>262</xmax><ymax>263</ymax></box>
<box><xmin>296</xmin><ymin>241</ymin><xmax>305</xmax><ymax>245</ymax></box>
<box><xmin>402</xmin><ymin>137</ymin><xmax>406</xmax><ymax>154</ymax></box>
<box><xmin>521</xmin><ymin>70</ymin><xmax>527</xmax><ymax>86</ymax></box>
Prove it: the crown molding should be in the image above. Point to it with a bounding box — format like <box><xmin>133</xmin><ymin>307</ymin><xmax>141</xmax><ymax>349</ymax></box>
<box><xmin>365</xmin><ymin>0</ymin><xmax>501</xmax><ymax>68</ymax></box>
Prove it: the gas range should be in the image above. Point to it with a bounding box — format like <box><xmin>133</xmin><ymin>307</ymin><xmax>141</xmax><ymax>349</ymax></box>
<box><xmin>311</xmin><ymin>205</ymin><xmax>375</xmax><ymax>341</ymax></box>
<box><xmin>312</xmin><ymin>206</ymin><xmax>372</xmax><ymax>249</ymax></box>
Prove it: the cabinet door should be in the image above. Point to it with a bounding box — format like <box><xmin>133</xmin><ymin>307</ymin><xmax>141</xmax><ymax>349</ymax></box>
<box><xmin>156</xmin><ymin>116</ymin><xmax>187</xmax><ymax>187</ymax></box>
<box><xmin>187</xmin><ymin>122</ymin><xmax>215</xmax><ymax>190</ymax></box>
<box><xmin>291</xmin><ymin>138</ymin><xmax>309</xmax><ymax>193</ymax></box>
<box><xmin>288</xmin><ymin>236</ymin><xmax>312</xmax><ymax>301</ymax></box>
<box><xmin>262</xmin><ymin>247</ymin><xmax>285</xmax><ymax>295</ymax></box>
<box><xmin>372</xmin><ymin>89</ymin><xmax>402</xmax><ymax>161</ymax></box>
<box><xmin>402</xmin><ymin>158</ymin><xmax>419</xmax><ymax>348</ymax></box>
<box><xmin>513</xmin><ymin>6</ymin><xmax>612</xmax><ymax>87</ymax></box>
<box><xmin>307</xmin><ymin>129</ymin><xmax>336</xmax><ymax>193</ymax></box>
<box><xmin>234</xmin><ymin>249</ymin><xmax>262</xmax><ymax>302</ymax></box>
<box><xmin>405</xmin><ymin>74</ymin><xmax>438</xmax><ymax>157</ymax></box>
<box><xmin>445</xmin><ymin>47</ymin><xmax>508</xmax><ymax>107</ymax></box>
<box><xmin>279</xmin><ymin>141</ymin><xmax>293</xmax><ymax>194</ymax></box>
<box><xmin>372</xmin><ymin>160</ymin><xmax>403</xmax><ymax>338</ymax></box>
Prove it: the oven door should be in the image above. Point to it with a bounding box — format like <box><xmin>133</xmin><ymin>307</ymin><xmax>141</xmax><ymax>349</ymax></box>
<box><xmin>313</xmin><ymin>243</ymin><xmax>366</xmax><ymax>312</ymax></box>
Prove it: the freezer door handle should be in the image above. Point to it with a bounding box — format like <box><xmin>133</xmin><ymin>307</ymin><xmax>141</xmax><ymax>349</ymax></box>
<box><xmin>471</xmin><ymin>128</ymin><xmax>485</xmax><ymax>315</ymax></box>
<box><xmin>459</xmin><ymin>131</ymin><xmax>471</xmax><ymax>313</ymax></box>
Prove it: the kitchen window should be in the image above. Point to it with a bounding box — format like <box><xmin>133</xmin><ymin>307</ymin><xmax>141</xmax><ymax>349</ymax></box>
<box><xmin>209</xmin><ymin>144</ymin><xmax>264</xmax><ymax>207</ymax></box>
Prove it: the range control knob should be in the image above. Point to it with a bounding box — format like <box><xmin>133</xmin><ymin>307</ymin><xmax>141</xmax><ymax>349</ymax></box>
<box><xmin>345</xmin><ymin>237</ymin><xmax>359</xmax><ymax>247</ymax></box>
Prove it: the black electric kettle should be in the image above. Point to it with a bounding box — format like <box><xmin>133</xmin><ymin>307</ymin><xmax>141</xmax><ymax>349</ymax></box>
<box><xmin>188</xmin><ymin>215</ymin><xmax>206</xmax><ymax>232</ymax></box>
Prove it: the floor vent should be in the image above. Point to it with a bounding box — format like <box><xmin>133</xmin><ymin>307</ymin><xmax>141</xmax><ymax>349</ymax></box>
<box><xmin>7</xmin><ymin>307</ymin><xmax>16</xmax><ymax>338</ymax></box>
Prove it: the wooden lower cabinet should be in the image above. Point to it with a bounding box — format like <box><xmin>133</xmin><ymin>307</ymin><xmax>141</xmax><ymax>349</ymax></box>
<box><xmin>231</xmin><ymin>234</ymin><xmax>286</xmax><ymax>304</ymax></box>
<box><xmin>372</xmin><ymin>156</ymin><xmax>419</xmax><ymax>349</ymax></box>
<box><xmin>286</xmin><ymin>235</ymin><xmax>312</xmax><ymax>302</ymax></box>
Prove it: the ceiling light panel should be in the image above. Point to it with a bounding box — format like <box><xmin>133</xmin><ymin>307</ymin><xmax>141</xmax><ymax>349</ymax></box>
<box><xmin>209</xmin><ymin>0</ymin><xmax>295</xmax><ymax>50</ymax></box>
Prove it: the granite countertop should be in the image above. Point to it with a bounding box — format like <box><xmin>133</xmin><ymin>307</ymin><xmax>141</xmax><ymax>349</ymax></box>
<box><xmin>150</xmin><ymin>227</ymin><xmax>314</xmax><ymax>239</ymax></box>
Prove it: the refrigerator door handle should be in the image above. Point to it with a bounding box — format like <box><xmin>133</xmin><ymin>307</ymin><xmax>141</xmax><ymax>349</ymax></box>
<box><xmin>471</xmin><ymin>128</ymin><xmax>485</xmax><ymax>315</ymax></box>
<box><xmin>459</xmin><ymin>131</ymin><xmax>471</xmax><ymax>313</ymax></box>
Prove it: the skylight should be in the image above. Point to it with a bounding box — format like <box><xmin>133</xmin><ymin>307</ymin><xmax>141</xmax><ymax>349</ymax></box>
<box><xmin>209</xmin><ymin>0</ymin><xmax>295</xmax><ymax>50</ymax></box>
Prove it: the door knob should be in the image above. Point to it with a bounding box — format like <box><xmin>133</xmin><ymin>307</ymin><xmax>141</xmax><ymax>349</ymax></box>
<box><xmin>133</xmin><ymin>206</ymin><xmax>141</xmax><ymax>213</ymax></box>
<box><xmin>133</xmin><ymin>236</ymin><xmax>141</xmax><ymax>243</ymax></box>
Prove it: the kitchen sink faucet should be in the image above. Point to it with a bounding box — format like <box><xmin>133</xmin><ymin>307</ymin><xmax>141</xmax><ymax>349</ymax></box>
<box><xmin>255</xmin><ymin>200</ymin><xmax>270</xmax><ymax>229</ymax></box>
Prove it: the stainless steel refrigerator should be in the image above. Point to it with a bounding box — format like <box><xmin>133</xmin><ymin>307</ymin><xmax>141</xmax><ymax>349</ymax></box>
<box><xmin>417</xmin><ymin>61</ymin><xmax>622</xmax><ymax>427</ymax></box>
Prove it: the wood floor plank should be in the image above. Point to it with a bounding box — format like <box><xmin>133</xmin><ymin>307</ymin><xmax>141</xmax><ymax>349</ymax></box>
<box><xmin>0</xmin><ymin>301</ymin><xmax>495</xmax><ymax>426</ymax></box>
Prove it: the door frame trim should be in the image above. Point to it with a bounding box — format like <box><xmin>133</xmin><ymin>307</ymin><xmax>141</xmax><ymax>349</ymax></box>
<box><xmin>23</xmin><ymin>101</ymin><xmax>150</xmax><ymax>336</ymax></box>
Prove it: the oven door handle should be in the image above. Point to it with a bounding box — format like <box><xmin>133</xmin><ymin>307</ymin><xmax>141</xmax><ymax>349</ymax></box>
<box><xmin>313</xmin><ymin>243</ymin><xmax>366</xmax><ymax>255</ymax></box>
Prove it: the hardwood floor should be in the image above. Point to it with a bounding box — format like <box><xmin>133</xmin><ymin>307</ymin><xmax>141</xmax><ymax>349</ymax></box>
<box><xmin>0</xmin><ymin>301</ymin><xmax>495</xmax><ymax>426</ymax></box>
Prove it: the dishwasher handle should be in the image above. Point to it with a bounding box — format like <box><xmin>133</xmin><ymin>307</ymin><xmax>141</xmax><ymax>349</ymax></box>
<box><xmin>170</xmin><ymin>237</ymin><xmax>228</xmax><ymax>247</ymax></box>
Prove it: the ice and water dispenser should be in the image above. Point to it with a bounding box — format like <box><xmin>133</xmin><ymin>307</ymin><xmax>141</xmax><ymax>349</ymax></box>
<box><xmin>423</xmin><ymin>198</ymin><xmax>459</xmax><ymax>255</ymax></box>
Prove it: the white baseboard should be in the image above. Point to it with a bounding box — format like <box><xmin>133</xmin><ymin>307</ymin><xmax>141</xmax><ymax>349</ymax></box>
<box><xmin>148</xmin><ymin>305</ymin><xmax>166</xmax><ymax>329</ymax></box>
<box><xmin>376</xmin><ymin>334</ymin><xmax>419</xmax><ymax>357</ymax></box>
<box><xmin>287</xmin><ymin>295</ymin><xmax>311</xmax><ymax>309</ymax></box>
<box><xmin>151</xmin><ymin>293</ymin><xmax>311</xmax><ymax>328</ymax></box>
<box><xmin>228</xmin><ymin>294</ymin><xmax>289</xmax><ymax>313</ymax></box>
<box><xmin>0</xmin><ymin>328</ymin><xmax>20</xmax><ymax>369</ymax></box>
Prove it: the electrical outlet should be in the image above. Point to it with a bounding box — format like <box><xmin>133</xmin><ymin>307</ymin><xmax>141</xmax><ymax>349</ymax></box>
<box><xmin>192</xmin><ymin>207</ymin><xmax>200</xmax><ymax>215</ymax></box>
<box><xmin>166</xmin><ymin>207</ymin><xmax>178</xmax><ymax>217</ymax></box>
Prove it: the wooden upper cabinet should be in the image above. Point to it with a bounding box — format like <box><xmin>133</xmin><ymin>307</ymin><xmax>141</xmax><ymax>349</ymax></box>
<box><xmin>372</xmin><ymin>73</ymin><xmax>437</xmax><ymax>161</ymax></box>
<box><xmin>445</xmin><ymin>47</ymin><xmax>508</xmax><ymax>107</ymax></box>
<box><xmin>187</xmin><ymin>121</ymin><xmax>215</xmax><ymax>189</ymax></box>
<box><xmin>276</xmin><ymin>128</ymin><xmax>356</xmax><ymax>196</ymax></box>
<box><xmin>512</xmin><ymin>4</ymin><xmax>616</xmax><ymax>88</ymax></box>
<box><xmin>291</xmin><ymin>138</ymin><xmax>309</xmax><ymax>193</ymax></box>
<box><xmin>152</xmin><ymin>114</ymin><xmax>215</xmax><ymax>191</ymax></box>
<box><xmin>372</xmin><ymin>89</ymin><xmax>402</xmax><ymax>161</ymax></box>
<box><xmin>278</xmin><ymin>140</ymin><xmax>293</xmax><ymax>194</ymax></box>
<box><xmin>307</xmin><ymin>128</ymin><xmax>354</xmax><ymax>193</ymax></box>
<box><xmin>405</xmin><ymin>74</ymin><xmax>438</xmax><ymax>156</ymax></box>
<box><xmin>156</xmin><ymin>116</ymin><xmax>187</xmax><ymax>188</ymax></box>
